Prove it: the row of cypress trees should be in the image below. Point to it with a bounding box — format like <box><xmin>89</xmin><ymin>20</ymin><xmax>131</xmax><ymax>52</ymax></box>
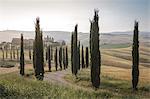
<box><xmin>54</xmin><ymin>46</ymin><xmax>68</xmax><ymax>71</ymax></box>
<box><xmin>18</xmin><ymin>11</ymin><xmax>139</xmax><ymax>90</ymax></box>
<box><xmin>70</xmin><ymin>10</ymin><xmax>139</xmax><ymax>90</ymax></box>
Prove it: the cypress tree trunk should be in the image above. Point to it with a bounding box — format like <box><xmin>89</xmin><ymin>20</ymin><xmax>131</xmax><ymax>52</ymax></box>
<box><xmin>59</xmin><ymin>46</ymin><xmax>62</xmax><ymax>70</ymax></box>
<box><xmin>81</xmin><ymin>45</ymin><xmax>85</xmax><ymax>68</ymax></box>
<box><xmin>90</xmin><ymin>10</ymin><xmax>101</xmax><ymax>88</ymax></box>
<box><xmin>132</xmin><ymin>21</ymin><xmax>139</xmax><ymax>91</ymax></box>
<box><xmin>20</xmin><ymin>34</ymin><xmax>25</xmax><ymax>76</ymax></box>
<box><xmin>34</xmin><ymin>17</ymin><xmax>44</xmax><ymax>80</ymax></box>
<box><xmin>66</xmin><ymin>46</ymin><xmax>68</xmax><ymax>68</ymax></box>
<box><xmin>77</xmin><ymin>41</ymin><xmax>80</xmax><ymax>70</ymax></box>
<box><xmin>73</xmin><ymin>24</ymin><xmax>78</xmax><ymax>76</ymax></box>
<box><xmin>85</xmin><ymin>47</ymin><xmax>89</xmax><ymax>68</ymax></box>
<box><xmin>48</xmin><ymin>45</ymin><xmax>51</xmax><ymax>72</ymax></box>
<box><xmin>55</xmin><ymin>47</ymin><xmax>58</xmax><ymax>71</ymax></box>
<box><xmin>71</xmin><ymin>32</ymin><xmax>74</xmax><ymax>74</ymax></box>
<box><xmin>63</xmin><ymin>48</ymin><xmax>66</xmax><ymax>70</ymax></box>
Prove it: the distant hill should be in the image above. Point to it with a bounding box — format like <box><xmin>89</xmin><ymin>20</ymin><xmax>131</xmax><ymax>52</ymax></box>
<box><xmin>0</xmin><ymin>30</ymin><xmax>149</xmax><ymax>48</ymax></box>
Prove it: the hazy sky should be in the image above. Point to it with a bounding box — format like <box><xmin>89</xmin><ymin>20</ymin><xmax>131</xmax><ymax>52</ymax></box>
<box><xmin>0</xmin><ymin>0</ymin><xmax>149</xmax><ymax>32</ymax></box>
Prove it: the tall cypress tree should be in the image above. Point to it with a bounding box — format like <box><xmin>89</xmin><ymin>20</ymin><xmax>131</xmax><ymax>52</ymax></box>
<box><xmin>45</xmin><ymin>47</ymin><xmax>48</xmax><ymax>61</ymax></box>
<box><xmin>55</xmin><ymin>47</ymin><xmax>58</xmax><ymax>71</ymax></box>
<box><xmin>71</xmin><ymin>32</ymin><xmax>74</xmax><ymax>74</ymax></box>
<box><xmin>20</xmin><ymin>34</ymin><xmax>25</xmax><ymax>76</ymax></box>
<box><xmin>85</xmin><ymin>47</ymin><xmax>89</xmax><ymax>68</ymax></box>
<box><xmin>77</xmin><ymin>41</ymin><xmax>80</xmax><ymax>70</ymax></box>
<box><xmin>10</xmin><ymin>47</ymin><xmax>12</xmax><ymax>60</ymax></box>
<box><xmin>66</xmin><ymin>46</ymin><xmax>68</xmax><ymax>68</ymax></box>
<box><xmin>59</xmin><ymin>46</ymin><xmax>62</xmax><ymax>70</ymax></box>
<box><xmin>73</xmin><ymin>24</ymin><xmax>78</xmax><ymax>76</ymax></box>
<box><xmin>13</xmin><ymin>47</ymin><xmax>15</xmax><ymax>59</ymax></box>
<box><xmin>81</xmin><ymin>45</ymin><xmax>85</xmax><ymax>68</ymax></box>
<box><xmin>48</xmin><ymin>45</ymin><xmax>51</xmax><ymax>72</ymax></box>
<box><xmin>2</xmin><ymin>48</ymin><xmax>4</xmax><ymax>61</ymax></box>
<box><xmin>5</xmin><ymin>47</ymin><xmax>8</xmax><ymax>59</ymax></box>
<box><xmin>51</xmin><ymin>46</ymin><xmax>53</xmax><ymax>60</ymax></box>
<box><xmin>29</xmin><ymin>47</ymin><xmax>32</xmax><ymax>60</ymax></box>
<box><xmin>90</xmin><ymin>10</ymin><xmax>101</xmax><ymax>88</ymax></box>
<box><xmin>63</xmin><ymin>48</ymin><xmax>66</xmax><ymax>70</ymax></box>
<box><xmin>132</xmin><ymin>21</ymin><xmax>139</xmax><ymax>91</ymax></box>
<box><xmin>34</xmin><ymin>17</ymin><xmax>44</xmax><ymax>80</ymax></box>
<box><xmin>17</xmin><ymin>48</ymin><xmax>19</xmax><ymax>61</ymax></box>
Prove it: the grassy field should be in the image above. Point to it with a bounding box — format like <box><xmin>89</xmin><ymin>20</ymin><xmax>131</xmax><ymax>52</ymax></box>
<box><xmin>0</xmin><ymin>44</ymin><xmax>150</xmax><ymax>98</ymax></box>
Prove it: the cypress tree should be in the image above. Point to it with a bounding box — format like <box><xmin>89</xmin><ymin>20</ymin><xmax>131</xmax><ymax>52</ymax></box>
<box><xmin>48</xmin><ymin>45</ymin><xmax>51</xmax><ymax>72</ymax></box>
<box><xmin>10</xmin><ymin>47</ymin><xmax>12</xmax><ymax>60</ymax></box>
<box><xmin>55</xmin><ymin>47</ymin><xmax>58</xmax><ymax>71</ymax></box>
<box><xmin>51</xmin><ymin>46</ymin><xmax>53</xmax><ymax>60</ymax></box>
<box><xmin>77</xmin><ymin>41</ymin><xmax>80</xmax><ymax>70</ymax></box>
<box><xmin>132</xmin><ymin>21</ymin><xmax>139</xmax><ymax>91</ymax></box>
<box><xmin>6</xmin><ymin>47</ymin><xmax>8</xmax><ymax>59</ymax></box>
<box><xmin>29</xmin><ymin>47</ymin><xmax>32</xmax><ymax>60</ymax></box>
<box><xmin>17</xmin><ymin>48</ymin><xmax>19</xmax><ymax>60</ymax></box>
<box><xmin>59</xmin><ymin>46</ymin><xmax>62</xmax><ymax>70</ymax></box>
<box><xmin>34</xmin><ymin>17</ymin><xmax>44</xmax><ymax>80</ymax></box>
<box><xmin>66</xmin><ymin>46</ymin><xmax>68</xmax><ymax>68</ymax></box>
<box><xmin>2</xmin><ymin>48</ymin><xmax>4</xmax><ymax>60</ymax></box>
<box><xmin>73</xmin><ymin>24</ymin><xmax>78</xmax><ymax>76</ymax></box>
<box><xmin>71</xmin><ymin>32</ymin><xmax>74</xmax><ymax>74</ymax></box>
<box><xmin>20</xmin><ymin>34</ymin><xmax>25</xmax><ymax>76</ymax></box>
<box><xmin>45</xmin><ymin>47</ymin><xmax>48</xmax><ymax>61</ymax></box>
<box><xmin>90</xmin><ymin>10</ymin><xmax>101</xmax><ymax>88</ymax></box>
<box><xmin>85</xmin><ymin>47</ymin><xmax>89</xmax><ymax>68</ymax></box>
<box><xmin>13</xmin><ymin>48</ymin><xmax>15</xmax><ymax>59</ymax></box>
<box><xmin>81</xmin><ymin>45</ymin><xmax>85</xmax><ymax>68</ymax></box>
<box><xmin>63</xmin><ymin>48</ymin><xmax>66</xmax><ymax>70</ymax></box>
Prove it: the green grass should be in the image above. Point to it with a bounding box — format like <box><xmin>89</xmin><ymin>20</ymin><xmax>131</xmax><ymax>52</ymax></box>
<box><xmin>0</xmin><ymin>72</ymin><xmax>124</xmax><ymax>99</ymax></box>
<box><xmin>64</xmin><ymin>68</ymin><xmax>150</xmax><ymax>99</ymax></box>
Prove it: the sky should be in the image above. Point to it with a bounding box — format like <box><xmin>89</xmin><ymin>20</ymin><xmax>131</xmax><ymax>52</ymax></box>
<box><xmin>0</xmin><ymin>0</ymin><xmax>149</xmax><ymax>33</ymax></box>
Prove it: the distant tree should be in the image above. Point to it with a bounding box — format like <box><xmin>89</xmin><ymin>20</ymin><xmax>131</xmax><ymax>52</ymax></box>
<box><xmin>51</xmin><ymin>46</ymin><xmax>53</xmax><ymax>60</ymax></box>
<box><xmin>81</xmin><ymin>45</ymin><xmax>85</xmax><ymax>68</ymax></box>
<box><xmin>2</xmin><ymin>48</ymin><xmax>4</xmax><ymax>60</ymax></box>
<box><xmin>5</xmin><ymin>47</ymin><xmax>8</xmax><ymax>59</ymax></box>
<box><xmin>10</xmin><ymin>47</ymin><xmax>12</xmax><ymax>60</ymax></box>
<box><xmin>45</xmin><ymin>47</ymin><xmax>48</xmax><ymax>61</ymax></box>
<box><xmin>20</xmin><ymin>34</ymin><xmax>25</xmax><ymax>76</ymax></box>
<box><xmin>48</xmin><ymin>45</ymin><xmax>51</xmax><ymax>72</ymax></box>
<box><xmin>77</xmin><ymin>41</ymin><xmax>80</xmax><ymax>70</ymax></box>
<box><xmin>13</xmin><ymin>48</ymin><xmax>15</xmax><ymax>59</ymax></box>
<box><xmin>63</xmin><ymin>48</ymin><xmax>66</xmax><ymax>69</ymax></box>
<box><xmin>132</xmin><ymin>21</ymin><xmax>139</xmax><ymax>91</ymax></box>
<box><xmin>71</xmin><ymin>32</ymin><xmax>74</xmax><ymax>74</ymax></box>
<box><xmin>65</xmin><ymin>46</ymin><xmax>68</xmax><ymax>68</ymax></box>
<box><xmin>33</xmin><ymin>17</ymin><xmax>44</xmax><ymax>80</ymax></box>
<box><xmin>55</xmin><ymin>47</ymin><xmax>58</xmax><ymax>71</ymax></box>
<box><xmin>73</xmin><ymin>24</ymin><xmax>78</xmax><ymax>77</ymax></box>
<box><xmin>90</xmin><ymin>10</ymin><xmax>101</xmax><ymax>88</ymax></box>
<box><xmin>85</xmin><ymin>47</ymin><xmax>89</xmax><ymax>68</ymax></box>
<box><xmin>29</xmin><ymin>47</ymin><xmax>32</xmax><ymax>60</ymax></box>
<box><xmin>17</xmin><ymin>48</ymin><xmax>19</xmax><ymax>60</ymax></box>
<box><xmin>59</xmin><ymin>46</ymin><xmax>62</xmax><ymax>70</ymax></box>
